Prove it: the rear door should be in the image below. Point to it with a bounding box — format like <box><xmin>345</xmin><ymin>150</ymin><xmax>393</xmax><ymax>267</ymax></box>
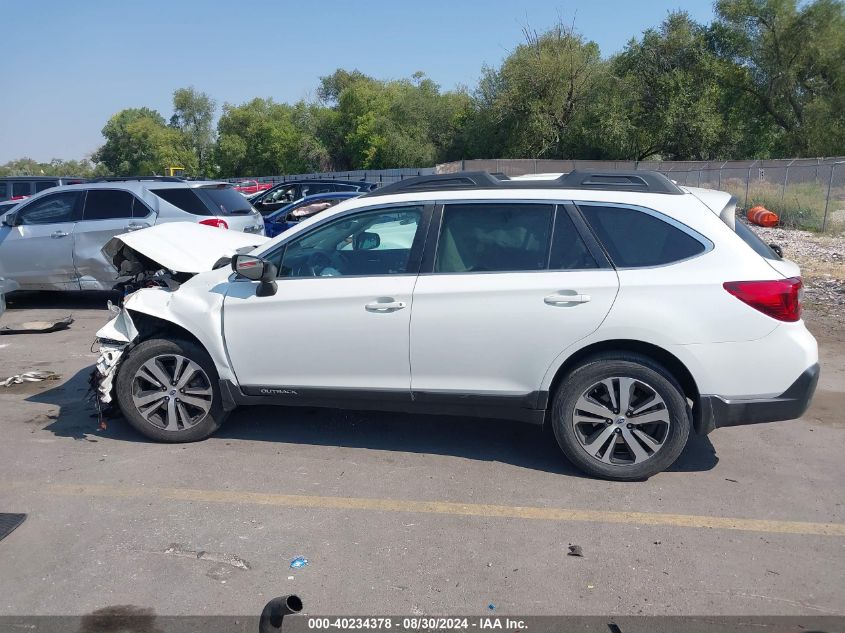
<box><xmin>75</xmin><ymin>189</ymin><xmax>153</xmax><ymax>289</ymax></box>
<box><xmin>409</xmin><ymin>201</ymin><xmax>619</xmax><ymax>405</ymax></box>
<box><xmin>0</xmin><ymin>191</ymin><xmax>82</xmax><ymax>289</ymax></box>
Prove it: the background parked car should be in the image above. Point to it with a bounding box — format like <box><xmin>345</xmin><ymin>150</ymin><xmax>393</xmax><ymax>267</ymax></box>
<box><xmin>0</xmin><ymin>176</ymin><xmax>85</xmax><ymax>202</ymax></box>
<box><xmin>263</xmin><ymin>192</ymin><xmax>360</xmax><ymax>237</ymax></box>
<box><xmin>250</xmin><ymin>179</ymin><xmax>376</xmax><ymax>215</ymax></box>
<box><xmin>233</xmin><ymin>180</ymin><xmax>272</xmax><ymax>196</ymax></box>
<box><xmin>0</xmin><ymin>177</ymin><xmax>265</xmax><ymax>291</ymax></box>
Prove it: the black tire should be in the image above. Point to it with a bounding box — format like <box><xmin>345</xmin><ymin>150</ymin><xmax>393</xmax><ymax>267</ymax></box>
<box><xmin>115</xmin><ymin>338</ymin><xmax>227</xmax><ymax>442</ymax></box>
<box><xmin>551</xmin><ymin>352</ymin><xmax>690</xmax><ymax>481</ymax></box>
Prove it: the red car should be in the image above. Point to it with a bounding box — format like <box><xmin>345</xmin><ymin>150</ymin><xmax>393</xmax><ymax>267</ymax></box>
<box><xmin>233</xmin><ymin>179</ymin><xmax>272</xmax><ymax>195</ymax></box>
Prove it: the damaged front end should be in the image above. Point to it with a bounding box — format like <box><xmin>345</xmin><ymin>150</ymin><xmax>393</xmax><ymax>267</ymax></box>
<box><xmin>91</xmin><ymin>303</ymin><xmax>138</xmax><ymax>409</ymax></box>
<box><xmin>91</xmin><ymin>223</ymin><xmax>268</xmax><ymax>412</ymax></box>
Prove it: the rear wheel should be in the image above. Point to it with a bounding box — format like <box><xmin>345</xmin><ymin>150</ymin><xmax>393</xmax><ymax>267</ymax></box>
<box><xmin>115</xmin><ymin>338</ymin><xmax>227</xmax><ymax>442</ymax></box>
<box><xmin>551</xmin><ymin>353</ymin><xmax>690</xmax><ymax>480</ymax></box>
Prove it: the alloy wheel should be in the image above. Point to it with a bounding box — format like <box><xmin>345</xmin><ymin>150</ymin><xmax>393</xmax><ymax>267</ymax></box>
<box><xmin>130</xmin><ymin>354</ymin><xmax>213</xmax><ymax>432</ymax></box>
<box><xmin>571</xmin><ymin>376</ymin><xmax>671</xmax><ymax>466</ymax></box>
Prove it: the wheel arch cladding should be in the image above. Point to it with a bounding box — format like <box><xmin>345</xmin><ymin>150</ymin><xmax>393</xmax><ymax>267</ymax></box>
<box><xmin>546</xmin><ymin>339</ymin><xmax>700</xmax><ymax>422</ymax></box>
<box><xmin>126</xmin><ymin>310</ymin><xmax>206</xmax><ymax>351</ymax></box>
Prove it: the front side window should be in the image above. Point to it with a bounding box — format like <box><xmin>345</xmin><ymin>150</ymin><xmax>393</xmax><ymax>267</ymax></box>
<box><xmin>265</xmin><ymin>185</ymin><xmax>298</xmax><ymax>204</ymax></box>
<box><xmin>276</xmin><ymin>206</ymin><xmax>423</xmax><ymax>278</ymax></box>
<box><xmin>435</xmin><ymin>203</ymin><xmax>553</xmax><ymax>273</ymax></box>
<box><xmin>82</xmin><ymin>189</ymin><xmax>135</xmax><ymax>220</ymax></box>
<box><xmin>579</xmin><ymin>204</ymin><xmax>706</xmax><ymax>267</ymax></box>
<box><xmin>17</xmin><ymin>191</ymin><xmax>80</xmax><ymax>225</ymax></box>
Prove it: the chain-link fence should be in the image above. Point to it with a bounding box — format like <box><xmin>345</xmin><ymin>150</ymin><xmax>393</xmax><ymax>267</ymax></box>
<box><xmin>438</xmin><ymin>158</ymin><xmax>845</xmax><ymax>233</ymax></box>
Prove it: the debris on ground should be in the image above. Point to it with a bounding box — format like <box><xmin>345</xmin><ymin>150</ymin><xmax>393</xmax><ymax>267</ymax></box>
<box><xmin>487</xmin><ymin>604</ymin><xmax>496</xmax><ymax>610</ymax></box>
<box><xmin>1</xmin><ymin>371</ymin><xmax>60</xmax><ymax>387</ymax></box>
<box><xmin>0</xmin><ymin>316</ymin><xmax>74</xmax><ymax>335</ymax></box>
<box><xmin>567</xmin><ymin>544</ymin><xmax>583</xmax><ymax>557</ymax></box>
<box><xmin>163</xmin><ymin>543</ymin><xmax>251</xmax><ymax>570</ymax></box>
<box><xmin>289</xmin><ymin>555</ymin><xmax>309</xmax><ymax>569</ymax></box>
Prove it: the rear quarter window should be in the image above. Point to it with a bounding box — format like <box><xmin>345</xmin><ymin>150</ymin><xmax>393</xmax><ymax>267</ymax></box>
<box><xmin>579</xmin><ymin>204</ymin><xmax>706</xmax><ymax>267</ymax></box>
<box><xmin>150</xmin><ymin>188</ymin><xmax>210</xmax><ymax>216</ymax></box>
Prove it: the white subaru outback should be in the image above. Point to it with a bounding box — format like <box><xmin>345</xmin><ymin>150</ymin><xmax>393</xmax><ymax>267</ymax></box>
<box><xmin>93</xmin><ymin>171</ymin><xmax>819</xmax><ymax>480</ymax></box>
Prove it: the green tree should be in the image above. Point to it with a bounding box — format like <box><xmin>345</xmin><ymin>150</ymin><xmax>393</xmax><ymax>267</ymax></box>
<box><xmin>712</xmin><ymin>0</ymin><xmax>845</xmax><ymax>155</ymax></box>
<box><xmin>94</xmin><ymin>107</ymin><xmax>195</xmax><ymax>176</ymax></box>
<box><xmin>316</xmin><ymin>69</ymin><xmax>472</xmax><ymax>169</ymax></box>
<box><xmin>215</xmin><ymin>98</ymin><xmax>328</xmax><ymax>176</ymax></box>
<box><xmin>468</xmin><ymin>22</ymin><xmax>604</xmax><ymax>159</ymax></box>
<box><xmin>609</xmin><ymin>12</ymin><xmax>734</xmax><ymax>160</ymax></box>
<box><xmin>170</xmin><ymin>87</ymin><xmax>217</xmax><ymax>176</ymax></box>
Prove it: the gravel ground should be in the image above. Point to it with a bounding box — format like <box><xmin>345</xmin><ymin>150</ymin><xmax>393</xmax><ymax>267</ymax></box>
<box><xmin>747</xmin><ymin>222</ymin><xmax>845</xmax><ymax>317</ymax></box>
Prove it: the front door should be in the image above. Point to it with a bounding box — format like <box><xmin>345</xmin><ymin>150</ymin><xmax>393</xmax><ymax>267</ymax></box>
<box><xmin>0</xmin><ymin>191</ymin><xmax>82</xmax><ymax>290</ymax></box>
<box><xmin>410</xmin><ymin>202</ymin><xmax>620</xmax><ymax>401</ymax></box>
<box><xmin>223</xmin><ymin>204</ymin><xmax>430</xmax><ymax>398</ymax></box>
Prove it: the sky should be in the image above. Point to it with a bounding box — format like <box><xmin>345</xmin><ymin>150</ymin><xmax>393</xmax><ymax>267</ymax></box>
<box><xmin>0</xmin><ymin>0</ymin><xmax>715</xmax><ymax>164</ymax></box>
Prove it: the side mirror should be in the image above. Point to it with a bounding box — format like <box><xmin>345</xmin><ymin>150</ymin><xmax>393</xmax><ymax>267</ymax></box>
<box><xmin>231</xmin><ymin>254</ymin><xmax>278</xmax><ymax>297</ymax></box>
<box><xmin>2</xmin><ymin>212</ymin><xmax>18</xmax><ymax>227</ymax></box>
<box><xmin>769</xmin><ymin>243</ymin><xmax>783</xmax><ymax>258</ymax></box>
<box><xmin>354</xmin><ymin>231</ymin><xmax>380</xmax><ymax>251</ymax></box>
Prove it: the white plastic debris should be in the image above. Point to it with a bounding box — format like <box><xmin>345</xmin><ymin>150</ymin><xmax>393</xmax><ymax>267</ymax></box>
<box><xmin>1</xmin><ymin>371</ymin><xmax>60</xmax><ymax>387</ymax></box>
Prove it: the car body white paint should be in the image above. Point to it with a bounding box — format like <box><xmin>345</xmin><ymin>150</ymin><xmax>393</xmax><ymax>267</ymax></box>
<box><xmin>96</xmin><ymin>181</ymin><xmax>818</xmax><ymax>423</ymax></box>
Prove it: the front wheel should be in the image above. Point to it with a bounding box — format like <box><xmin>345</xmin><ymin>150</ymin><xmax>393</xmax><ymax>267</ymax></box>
<box><xmin>115</xmin><ymin>338</ymin><xmax>227</xmax><ymax>442</ymax></box>
<box><xmin>551</xmin><ymin>353</ymin><xmax>690</xmax><ymax>480</ymax></box>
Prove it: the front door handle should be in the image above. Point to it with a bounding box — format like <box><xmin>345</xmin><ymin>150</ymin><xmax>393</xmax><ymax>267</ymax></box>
<box><xmin>124</xmin><ymin>222</ymin><xmax>148</xmax><ymax>232</ymax></box>
<box><xmin>544</xmin><ymin>293</ymin><xmax>591</xmax><ymax>306</ymax></box>
<box><xmin>365</xmin><ymin>300</ymin><xmax>407</xmax><ymax>312</ymax></box>
<box><xmin>51</xmin><ymin>231</ymin><xmax>68</xmax><ymax>239</ymax></box>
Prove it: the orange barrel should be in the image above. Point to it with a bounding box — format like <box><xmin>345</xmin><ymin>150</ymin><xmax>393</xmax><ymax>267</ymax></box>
<box><xmin>747</xmin><ymin>205</ymin><xmax>779</xmax><ymax>227</ymax></box>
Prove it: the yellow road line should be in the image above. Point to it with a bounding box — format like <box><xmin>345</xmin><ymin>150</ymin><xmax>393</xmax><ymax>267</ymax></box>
<box><xmin>6</xmin><ymin>482</ymin><xmax>845</xmax><ymax>536</ymax></box>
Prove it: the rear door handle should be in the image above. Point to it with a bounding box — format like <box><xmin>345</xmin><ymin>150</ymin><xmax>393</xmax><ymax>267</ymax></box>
<box><xmin>365</xmin><ymin>300</ymin><xmax>407</xmax><ymax>312</ymax></box>
<box><xmin>51</xmin><ymin>231</ymin><xmax>68</xmax><ymax>239</ymax></box>
<box><xmin>124</xmin><ymin>222</ymin><xmax>148</xmax><ymax>232</ymax></box>
<box><xmin>544</xmin><ymin>293</ymin><xmax>591</xmax><ymax>306</ymax></box>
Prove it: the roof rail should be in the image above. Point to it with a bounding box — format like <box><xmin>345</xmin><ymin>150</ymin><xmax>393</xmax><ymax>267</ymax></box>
<box><xmin>88</xmin><ymin>176</ymin><xmax>185</xmax><ymax>183</ymax></box>
<box><xmin>362</xmin><ymin>170</ymin><xmax>683</xmax><ymax>197</ymax></box>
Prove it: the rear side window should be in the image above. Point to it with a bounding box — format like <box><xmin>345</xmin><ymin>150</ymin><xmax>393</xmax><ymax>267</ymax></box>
<box><xmin>549</xmin><ymin>209</ymin><xmax>598</xmax><ymax>270</ymax></box>
<box><xmin>435</xmin><ymin>203</ymin><xmax>553</xmax><ymax>273</ymax></box>
<box><xmin>12</xmin><ymin>182</ymin><xmax>31</xmax><ymax>197</ymax></box>
<box><xmin>35</xmin><ymin>181</ymin><xmax>58</xmax><ymax>193</ymax></box>
<box><xmin>151</xmin><ymin>188</ymin><xmax>210</xmax><ymax>216</ymax></box>
<box><xmin>83</xmin><ymin>189</ymin><xmax>135</xmax><ymax>220</ymax></box>
<box><xmin>132</xmin><ymin>197</ymin><xmax>152</xmax><ymax>218</ymax></box>
<box><xmin>579</xmin><ymin>204</ymin><xmax>705</xmax><ymax>267</ymax></box>
<box><xmin>0</xmin><ymin>183</ymin><xmax>7</xmax><ymax>198</ymax></box>
<box><xmin>196</xmin><ymin>187</ymin><xmax>253</xmax><ymax>215</ymax></box>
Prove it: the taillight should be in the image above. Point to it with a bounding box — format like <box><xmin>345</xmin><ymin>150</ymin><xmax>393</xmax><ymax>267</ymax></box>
<box><xmin>723</xmin><ymin>277</ymin><xmax>802</xmax><ymax>322</ymax></box>
<box><xmin>200</xmin><ymin>218</ymin><xmax>229</xmax><ymax>229</ymax></box>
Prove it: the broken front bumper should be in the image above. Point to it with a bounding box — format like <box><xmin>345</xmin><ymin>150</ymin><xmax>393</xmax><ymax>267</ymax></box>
<box><xmin>92</xmin><ymin>305</ymin><xmax>139</xmax><ymax>405</ymax></box>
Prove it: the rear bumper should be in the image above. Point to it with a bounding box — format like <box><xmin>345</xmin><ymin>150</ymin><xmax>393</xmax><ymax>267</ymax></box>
<box><xmin>696</xmin><ymin>363</ymin><xmax>820</xmax><ymax>434</ymax></box>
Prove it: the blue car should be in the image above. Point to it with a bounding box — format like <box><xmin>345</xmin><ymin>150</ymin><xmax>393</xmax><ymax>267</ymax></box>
<box><xmin>263</xmin><ymin>192</ymin><xmax>361</xmax><ymax>237</ymax></box>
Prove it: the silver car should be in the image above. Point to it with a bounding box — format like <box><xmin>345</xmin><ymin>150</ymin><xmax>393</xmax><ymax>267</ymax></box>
<box><xmin>0</xmin><ymin>177</ymin><xmax>265</xmax><ymax>291</ymax></box>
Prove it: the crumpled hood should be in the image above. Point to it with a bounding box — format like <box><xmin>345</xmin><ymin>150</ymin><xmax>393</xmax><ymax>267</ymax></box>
<box><xmin>103</xmin><ymin>222</ymin><xmax>269</xmax><ymax>274</ymax></box>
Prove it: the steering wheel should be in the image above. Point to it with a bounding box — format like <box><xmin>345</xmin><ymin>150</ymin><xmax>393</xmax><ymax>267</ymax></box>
<box><xmin>305</xmin><ymin>251</ymin><xmax>333</xmax><ymax>277</ymax></box>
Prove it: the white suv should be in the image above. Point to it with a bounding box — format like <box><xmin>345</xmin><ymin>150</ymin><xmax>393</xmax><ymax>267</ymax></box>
<box><xmin>93</xmin><ymin>171</ymin><xmax>819</xmax><ymax>480</ymax></box>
